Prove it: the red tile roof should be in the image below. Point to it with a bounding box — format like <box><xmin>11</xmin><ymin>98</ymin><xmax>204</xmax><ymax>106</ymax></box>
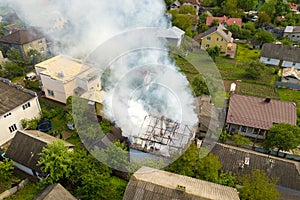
<box><xmin>184</xmin><ymin>0</ymin><xmax>200</xmax><ymax>6</ymax></box>
<box><xmin>206</xmin><ymin>16</ymin><xmax>242</xmax><ymax>27</ymax></box>
<box><xmin>226</xmin><ymin>94</ymin><xmax>296</xmax><ymax>130</ymax></box>
<box><xmin>0</xmin><ymin>27</ymin><xmax>44</xmax><ymax>45</ymax></box>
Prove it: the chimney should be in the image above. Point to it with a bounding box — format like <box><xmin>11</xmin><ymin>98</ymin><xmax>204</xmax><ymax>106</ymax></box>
<box><xmin>264</xmin><ymin>97</ymin><xmax>271</xmax><ymax>103</ymax></box>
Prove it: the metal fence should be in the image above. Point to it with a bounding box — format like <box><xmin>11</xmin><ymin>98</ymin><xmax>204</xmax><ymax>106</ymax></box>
<box><xmin>275</xmin><ymin>81</ymin><xmax>300</xmax><ymax>90</ymax></box>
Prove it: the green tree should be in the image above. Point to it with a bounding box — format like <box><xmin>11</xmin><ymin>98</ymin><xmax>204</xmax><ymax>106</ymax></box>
<box><xmin>221</xmin><ymin>0</ymin><xmax>242</xmax><ymax>17</ymax></box>
<box><xmin>195</xmin><ymin>154</ymin><xmax>222</xmax><ymax>183</ymax></box>
<box><xmin>100</xmin><ymin>118</ymin><xmax>113</xmax><ymax>134</ymax></box>
<box><xmin>239</xmin><ymin>170</ymin><xmax>280</xmax><ymax>200</ymax></box>
<box><xmin>206</xmin><ymin>45</ymin><xmax>220</xmax><ymax>61</ymax></box>
<box><xmin>191</xmin><ymin>74</ymin><xmax>209</xmax><ymax>96</ymax></box>
<box><xmin>262</xmin><ymin>123</ymin><xmax>300</xmax><ymax>156</ymax></box>
<box><xmin>257</xmin><ymin>12</ymin><xmax>271</xmax><ymax>27</ymax></box>
<box><xmin>6</xmin><ymin>48</ymin><xmax>28</xmax><ymax>64</ymax></box>
<box><xmin>237</xmin><ymin>0</ymin><xmax>258</xmax><ymax>11</ymax></box>
<box><xmin>2</xmin><ymin>61</ymin><xmax>25</xmax><ymax>79</ymax></box>
<box><xmin>179</xmin><ymin>4</ymin><xmax>196</xmax><ymax>15</ymax></box>
<box><xmin>228</xmin><ymin>24</ymin><xmax>241</xmax><ymax>38</ymax></box>
<box><xmin>38</xmin><ymin>141</ymin><xmax>73</xmax><ymax>184</ymax></box>
<box><xmin>218</xmin><ymin>171</ymin><xmax>237</xmax><ymax>187</ymax></box>
<box><xmin>168</xmin><ymin>143</ymin><xmax>222</xmax><ymax>183</ymax></box>
<box><xmin>255</xmin><ymin>29</ymin><xmax>275</xmax><ymax>44</ymax></box>
<box><xmin>0</xmin><ymin>160</ymin><xmax>14</xmax><ymax>184</ymax></box>
<box><xmin>232</xmin><ymin>134</ymin><xmax>251</xmax><ymax>147</ymax></box>
<box><xmin>244</xmin><ymin>61</ymin><xmax>266</xmax><ymax>79</ymax></box>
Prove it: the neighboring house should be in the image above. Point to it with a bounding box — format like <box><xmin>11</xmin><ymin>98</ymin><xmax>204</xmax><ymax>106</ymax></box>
<box><xmin>168</xmin><ymin>0</ymin><xmax>181</xmax><ymax>10</ymax></box>
<box><xmin>0</xmin><ymin>27</ymin><xmax>47</xmax><ymax>58</ymax></box>
<box><xmin>225</xmin><ymin>94</ymin><xmax>296</xmax><ymax>139</ymax></box>
<box><xmin>183</xmin><ymin>0</ymin><xmax>201</xmax><ymax>15</ymax></box>
<box><xmin>288</xmin><ymin>2</ymin><xmax>299</xmax><ymax>13</ymax></box>
<box><xmin>206</xmin><ymin>15</ymin><xmax>242</xmax><ymax>28</ymax></box>
<box><xmin>35</xmin><ymin>55</ymin><xmax>102</xmax><ymax>104</ymax></box>
<box><xmin>281</xmin><ymin>67</ymin><xmax>300</xmax><ymax>84</ymax></box>
<box><xmin>34</xmin><ymin>183</ymin><xmax>76</xmax><ymax>200</ymax></box>
<box><xmin>158</xmin><ymin>26</ymin><xmax>185</xmax><ymax>47</ymax></box>
<box><xmin>0</xmin><ymin>78</ymin><xmax>41</xmax><ymax>146</ymax></box>
<box><xmin>283</xmin><ymin>26</ymin><xmax>300</xmax><ymax>43</ymax></box>
<box><xmin>211</xmin><ymin>143</ymin><xmax>300</xmax><ymax>200</ymax></box>
<box><xmin>260</xmin><ymin>43</ymin><xmax>300</xmax><ymax>69</ymax></box>
<box><xmin>2</xmin><ymin>23</ymin><xmax>22</xmax><ymax>36</ymax></box>
<box><xmin>123</xmin><ymin>166</ymin><xmax>240</xmax><ymax>200</ymax></box>
<box><xmin>5</xmin><ymin>130</ymin><xmax>74</xmax><ymax>179</ymax></box>
<box><xmin>248</xmin><ymin>39</ymin><xmax>262</xmax><ymax>49</ymax></box>
<box><xmin>196</xmin><ymin>95</ymin><xmax>219</xmax><ymax>138</ymax></box>
<box><xmin>193</xmin><ymin>24</ymin><xmax>234</xmax><ymax>54</ymax></box>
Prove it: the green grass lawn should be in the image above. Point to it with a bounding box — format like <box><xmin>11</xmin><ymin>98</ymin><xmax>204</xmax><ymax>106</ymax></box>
<box><xmin>239</xmin><ymin>82</ymin><xmax>279</xmax><ymax>99</ymax></box>
<box><xmin>4</xmin><ymin>182</ymin><xmax>43</xmax><ymax>200</ymax></box>
<box><xmin>278</xmin><ymin>88</ymin><xmax>300</xmax><ymax>120</ymax></box>
<box><xmin>235</xmin><ymin>43</ymin><xmax>261</xmax><ymax>62</ymax></box>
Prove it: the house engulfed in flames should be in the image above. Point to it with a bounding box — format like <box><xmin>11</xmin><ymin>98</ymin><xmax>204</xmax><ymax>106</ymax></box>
<box><xmin>130</xmin><ymin>115</ymin><xmax>196</xmax><ymax>157</ymax></box>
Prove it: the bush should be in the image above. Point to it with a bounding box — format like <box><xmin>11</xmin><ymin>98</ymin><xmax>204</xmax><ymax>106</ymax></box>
<box><xmin>232</xmin><ymin>134</ymin><xmax>251</xmax><ymax>147</ymax></box>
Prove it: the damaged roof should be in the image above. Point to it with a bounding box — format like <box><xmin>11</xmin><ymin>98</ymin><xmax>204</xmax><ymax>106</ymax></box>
<box><xmin>0</xmin><ymin>27</ymin><xmax>45</xmax><ymax>45</ymax></box>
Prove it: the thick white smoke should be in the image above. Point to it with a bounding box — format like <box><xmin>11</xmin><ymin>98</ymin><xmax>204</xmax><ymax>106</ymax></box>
<box><xmin>7</xmin><ymin>0</ymin><xmax>198</xmax><ymax>145</ymax></box>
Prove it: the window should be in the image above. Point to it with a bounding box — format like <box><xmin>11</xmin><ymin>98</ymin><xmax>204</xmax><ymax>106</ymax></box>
<box><xmin>292</xmin><ymin>62</ymin><xmax>296</xmax><ymax>66</ymax></box>
<box><xmin>221</xmin><ymin>38</ymin><xmax>223</xmax><ymax>41</ymax></box>
<box><xmin>292</xmin><ymin>35</ymin><xmax>295</xmax><ymax>37</ymax></box>
<box><xmin>207</xmin><ymin>36</ymin><xmax>211</xmax><ymax>41</ymax></box>
<box><xmin>40</xmin><ymin>47</ymin><xmax>44</xmax><ymax>52</ymax></box>
<box><xmin>4</xmin><ymin>113</ymin><xmax>11</xmax><ymax>118</ymax></box>
<box><xmin>9</xmin><ymin>124</ymin><xmax>17</xmax><ymax>133</ymax></box>
<box><xmin>47</xmin><ymin>90</ymin><xmax>54</xmax><ymax>97</ymax></box>
<box><xmin>22</xmin><ymin>102</ymin><xmax>31</xmax><ymax>110</ymax></box>
<box><xmin>241</xmin><ymin>126</ymin><xmax>247</xmax><ymax>132</ymax></box>
<box><xmin>38</xmin><ymin>40</ymin><xmax>43</xmax><ymax>44</ymax></box>
<box><xmin>267</xmin><ymin>58</ymin><xmax>271</xmax><ymax>61</ymax></box>
<box><xmin>216</xmin><ymin>38</ymin><xmax>219</xmax><ymax>41</ymax></box>
<box><xmin>205</xmin><ymin>44</ymin><xmax>210</xmax><ymax>48</ymax></box>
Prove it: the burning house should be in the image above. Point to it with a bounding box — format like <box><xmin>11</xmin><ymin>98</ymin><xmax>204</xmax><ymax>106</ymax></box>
<box><xmin>130</xmin><ymin>115</ymin><xmax>196</xmax><ymax>158</ymax></box>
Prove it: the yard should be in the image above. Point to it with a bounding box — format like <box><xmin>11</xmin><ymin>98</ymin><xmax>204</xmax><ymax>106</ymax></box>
<box><xmin>235</xmin><ymin>43</ymin><xmax>261</xmax><ymax>62</ymax></box>
<box><xmin>278</xmin><ymin>89</ymin><xmax>300</xmax><ymax>121</ymax></box>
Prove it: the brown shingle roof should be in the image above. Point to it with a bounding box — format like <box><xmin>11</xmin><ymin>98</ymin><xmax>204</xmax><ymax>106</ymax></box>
<box><xmin>0</xmin><ymin>80</ymin><xmax>36</xmax><ymax>116</ymax></box>
<box><xmin>226</xmin><ymin>94</ymin><xmax>296</xmax><ymax>130</ymax></box>
<box><xmin>5</xmin><ymin>130</ymin><xmax>74</xmax><ymax>172</ymax></box>
<box><xmin>0</xmin><ymin>27</ymin><xmax>44</xmax><ymax>45</ymax></box>
<box><xmin>34</xmin><ymin>183</ymin><xmax>76</xmax><ymax>200</ymax></box>
<box><xmin>123</xmin><ymin>166</ymin><xmax>240</xmax><ymax>200</ymax></box>
<box><xmin>260</xmin><ymin>43</ymin><xmax>300</xmax><ymax>63</ymax></box>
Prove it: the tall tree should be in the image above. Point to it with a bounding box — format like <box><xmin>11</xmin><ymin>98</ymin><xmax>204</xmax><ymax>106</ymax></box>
<box><xmin>191</xmin><ymin>74</ymin><xmax>209</xmax><ymax>96</ymax></box>
<box><xmin>239</xmin><ymin>170</ymin><xmax>280</xmax><ymax>200</ymax></box>
<box><xmin>206</xmin><ymin>46</ymin><xmax>220</xmax><ymax>61</ymax></box>
<box><xmin>263</xmin><ymin>123</ymin><xmax>300</xmax><ymax>156</ymax></box>
<box><xmin>38</xmin><ymin>141</ymin><xmax>73</xmax><ymax>184</ymax></box>
<box><xmin>167</xmin><ymin>143</ymin><xmax>222</xmax><ymax>184</ymax></box>
<box><xmin>179</xmin><ymin>4</ymin><xmax>196</xmax><ymax>15</ymax></box>
<box><xmin>237</xmin><ymin>0</ymin><xmax>258</xmax><ymax>11</ymax></box>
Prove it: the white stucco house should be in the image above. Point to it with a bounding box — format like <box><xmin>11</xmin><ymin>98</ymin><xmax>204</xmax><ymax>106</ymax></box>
<box><xmin>158</xmin><ymin>26</ymin><xmax>185</xmax><ymax>47</ymax></box>
<box><xmin>283</xmin><ymin>26</ymin><xmax>300</xmax><ymax>43</ymax></box>
<box><xmin>260</xmin><ymin>43</ymin><xmax>300</xmax><ymax>69</ymax></box>
<box><xmin>0</xmin><ymin>78</ymin><xmax>41</xmax><ymax>146</ymax></box>
<box><xmin>35</xmin><ymin>55</ymin><xmax>102</xmax><ymax>104</ymax></box>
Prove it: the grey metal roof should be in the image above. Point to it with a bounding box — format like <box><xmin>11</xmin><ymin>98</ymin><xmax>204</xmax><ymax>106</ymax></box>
<box><xmin>123</xmin><ymin>166</ymin><xmax>240</xmax><ymax>200</ymax></box>
<box><xmin>260</xmin><ymin>43</ymin><xmax>300</xmax><ymax>63</ymax></box>
<box><xmin>5</xmin><ymin>130</ymin><xmax>74</xmax><ymax>172</ymax></box>
<box><xmin>0</xmin><ymin>80</ymin><xmax>36</xmax><ymax>116</ymax></box>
